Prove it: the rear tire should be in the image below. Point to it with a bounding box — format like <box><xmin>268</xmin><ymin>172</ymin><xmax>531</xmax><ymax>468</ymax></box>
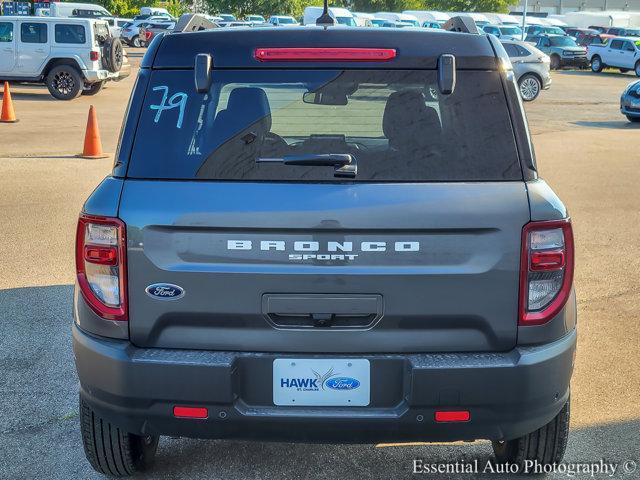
<box><xmin>82</xmin><ymin>81</ymin><xmax>105</xmax><ymax>96</ymax></box>
<box><xmin>46</xmin><ymin>65</ymin><xmax>83</xmax><ymax>100</ymax></box>
<box><xmin>550</xmin><ymin>55</ymin><xmax>561</xmax><ymax>70</ymax></box>
<box><xmin>132</xmin><ymin>35</ymin><xmax>142</xmax><ymax>48</ymax></box>
<box><xmin>492</xmin><ymin>399</ymin><xmax>570</xmax><ymax>470</ymax></box>
<box><xmin>80</xmin><ymin>397</ymin><xmax>159</xmax><ymax>477</ymax></box>
<box><xmin>518</xmin><ymin>74</ymin><xmax>541</xmax><ymax>102</ymax></box>
<box><xmin>591</xmin><ymin>55</ymin><xmax>603</xmax><ymax>72</ymax></box>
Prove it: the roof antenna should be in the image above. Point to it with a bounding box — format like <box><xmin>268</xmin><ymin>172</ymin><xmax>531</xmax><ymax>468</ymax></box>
<box><xmin>316</xmin><ymin>0</ymin><xmax>334</xmax><ymax>27</ymax></box>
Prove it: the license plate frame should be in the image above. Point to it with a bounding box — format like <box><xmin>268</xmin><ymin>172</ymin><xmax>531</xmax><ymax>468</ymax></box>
<box><xmin>273</xmin><ymin>358</ymin><xmax>370</xmax><ymax>407</ymax></box>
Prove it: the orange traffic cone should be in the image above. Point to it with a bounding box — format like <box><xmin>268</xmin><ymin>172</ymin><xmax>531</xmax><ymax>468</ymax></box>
<box><xmin>77</xmin><ymin>105</ymin><xmax>108</xmax><ymax>159</ymax></box>
<box><xmin>1</xmin><ymin>81</ymin><xmax>18</xmax><ymax>123</ymax></box>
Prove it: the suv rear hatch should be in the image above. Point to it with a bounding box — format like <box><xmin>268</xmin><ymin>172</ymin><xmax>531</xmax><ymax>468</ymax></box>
<box><xmin>119</xmin><ymin>40</ymin><xmax>530</xmax><ymax>354</ymax></box>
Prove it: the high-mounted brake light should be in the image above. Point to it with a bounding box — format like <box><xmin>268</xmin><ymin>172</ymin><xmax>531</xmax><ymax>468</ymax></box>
<box><xmin>254</xmin><ymin>48</ymin><xmax>397</xmax><ymax>62</ymax></box>
<box><xmin>519</xmin><ymin>219</ymin><xmax>574</xmax><ymax>326</ymax></box>
<box><xmin>76</xmin><ymin>214</ymin><xmax>128</xmax><ymax>321</ymax></box>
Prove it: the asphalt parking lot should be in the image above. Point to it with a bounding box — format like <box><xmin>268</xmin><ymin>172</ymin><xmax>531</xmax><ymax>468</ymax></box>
<box><xmin>1</xmin><ymin>50</ymin><xmax>639</xmax><ymax>479</ymax></box>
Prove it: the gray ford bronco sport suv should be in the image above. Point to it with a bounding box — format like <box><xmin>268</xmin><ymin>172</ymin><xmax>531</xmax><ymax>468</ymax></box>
<box><xmin>74</xmin><ymin>16</ymin><xmax>576</xmax><ymax>476</ymax></box>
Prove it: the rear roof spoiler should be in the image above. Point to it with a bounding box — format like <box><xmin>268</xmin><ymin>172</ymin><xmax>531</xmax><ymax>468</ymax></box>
<box><xmin>443</xmin><ymin>16</ymin><xmax>480</xmax><ymax>35</ymax></box>
<box><xmin>173</xmin><ymin>14</ymin><xmax>217</xmax><ymax>33</ymax></box>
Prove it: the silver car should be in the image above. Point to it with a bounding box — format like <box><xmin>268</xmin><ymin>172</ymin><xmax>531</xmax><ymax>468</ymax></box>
<box><xmin>502</xmin><ymin>40</ymin><xmax>552</xmax><ymax>101</ymax></box>
<box><xmin>621</xmin><ymin>80</ymin><xmax>640</xmax><ymax>122</ymax></box>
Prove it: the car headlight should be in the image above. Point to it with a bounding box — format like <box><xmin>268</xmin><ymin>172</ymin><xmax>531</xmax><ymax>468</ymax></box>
<box><xmin>562</xmin><ymin>50</ymin><xmax>573</xmax><ymax>56</ymax></box>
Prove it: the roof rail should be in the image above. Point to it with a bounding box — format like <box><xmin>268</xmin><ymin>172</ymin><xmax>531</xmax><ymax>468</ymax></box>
<box><xmin>443</xmin><ymin>16</ymin><xmax>479</xmax><ymax>35</ymax></box>
<box><xmin>173</xmin><ymin>14</ymin><xmax>217</xmax><ymax>33</ymax></box>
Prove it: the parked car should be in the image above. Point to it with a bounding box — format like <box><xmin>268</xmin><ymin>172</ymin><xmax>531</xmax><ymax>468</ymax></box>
<box><xmin>603</xmin><ymin>27</ymin><xmax>640</xmax><ymax>37</ymax></box>
<box><xmin>0</xmin><ymin>16</ymin><xmax>130</xmax><ymax>99</ymax></box>
<box><xmin>375</xmin><ymin>12</ymin><xmax>420</xmax><ymax>27</ymax></box>
<box><xmin>245</xmin><ymin>15</ymin><xmax>266</xmax><ymax>24</ymax></box>
<box><xmin>588</xmin><ymin>37</ymin><xmax>640</xmax><ymax>76</ymax></box>
<box><xmin>74</xmin><ymin>22</ymin><xmax>576</xmax><ymax>477</ymax></box>
<box><xmin>121</xmin><ymin>17</ymin><xmax>172</xmax><ymax>47</ymax></box>
<box><xmin>140</xmin><ymin>21</ymin><xmax>175</xmax><ymax>45</ymax></box>
<box><xmin>268</xmin><ymin>15</ymin><xmax>299</xmax><ymax>26</ymax></box>
<box><xmin>564</xmin><ymin>27</ymin><xmax>598</xmax><ymax>39</ymax></box>
<box><xmin>575</xmin><ymin>32</ymin><xmax>614</xmax><ymax>47</ymax></box>
<box><xmin>527</xmin><ymin>34</ymin><xmax>588</xmax><ymax>69</ymax></box>
<box><xmin>370</xmin><ymin>18</ymin><xmax>387</xmax><ymax>27</ymax></box>
<box><xmin>620</xmin><ymin>80</ymin><xmax>640</xmax><ymax>121</ymax></box>
<box><xmin>525</xmin><ymin>25</ymin><xmax>567</xmax><ymax>37</ymax></box>
<box><xmin>588</xmin><ymin>25</ymin><xmax>607</xmax><ymax>33</ymax></box>
<box><xmin>422</xmin><ymin>21</ymin><xmax>441</xmax><ymax>29</ymax></box>
<box><xmin>380</xmin><ymin>21</ymin><xmax>411</xmax><ymax>28</ymax></box>
<box><xmin>502</xmin><ymin>40</ymin><xmax>551</xmax><ymax>101</ymax></box>
<box><xmin>303</xmin><ymin>7</ymin><xmax>356</xmax><ymax>26</ymax></box>
<box><xmin>482</xmin><ymin>24</ymin><xmax>523</xmax><ymax>40</ymax></box>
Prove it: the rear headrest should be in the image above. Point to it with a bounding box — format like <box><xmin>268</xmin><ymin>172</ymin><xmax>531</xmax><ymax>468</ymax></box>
<box><xmin>213</xmin><ymin>87</ymin><xmax>272</xmax><ymax>138</ymax></box>
<box><xmin>383</xmin><ymin>90</ymin><xmax>441</xmax><ymax>149</ymax></box>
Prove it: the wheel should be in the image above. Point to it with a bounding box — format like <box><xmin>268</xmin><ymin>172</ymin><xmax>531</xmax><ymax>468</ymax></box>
<box><xmin>550</xmin><ymin>55</ymin><xmax>561</xmax><ymax>70</ymax></box>
<box><xmin>591</xmin><ymin>55</ymin><xmax>603</xmax><ymax>72</ymax></box>
<box><xmin>46</xmin><ymin>65</ymin><xmax>83</xmax><ymax>100</ymax></box>
<box><xmin>82</xmin><ymin>81</ymin><xmax>105</xmax><ymax>96</ymax></box>
<box><xmin>103</xmin><ymin>37</ymin><xmax>124</xmax><ymax>73</ymax></box>
<box><xmin>627</xmin><ymin>115</ymin><xmax>640</xmax><ymax>122</ymax></box>
<box><xmin>518</xmin><ymin>74</ymin><xmax>541</xmax><ymax>102</ymax></box>
<box><xmin>132</xmin><ymin>35</ymin><xmax>142</xmax><ymax>48</ymax></box>
<box><xmin>80</xmin><ymin>397</ymin><xmax>159</xmax><ymax>477</ymax></box>
<box><xmin>492</xmin><ymin>399</ymin><xmax>570</xmax><ymax>469</ymax></box>
<box><xmin>635</xmin><ymin>61</ymin><xmax>640</xmax><ymax>77</ymax></box>
<box><xmin>620</xmin><ymin>68</ymin><xmax>630</xmax><ymax>73</ymax></box>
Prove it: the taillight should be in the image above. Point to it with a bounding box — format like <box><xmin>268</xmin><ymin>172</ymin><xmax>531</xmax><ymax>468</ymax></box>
<box><xmin>89</xmin><ymin>51</ymin><xmax>100</xmax><ymax>61</ymax></box>
<box><xmin>254</xmin><ymin>48</ymin><xmax>397</xmax><ymax>62</ymax></box>
<box><xmin>519</xmin><ymin>219</ymin><xmax>574</xmax><ymax>326</ymax></box>
<box><xmin>144</xmin><ymin>31</ymin><xmax>153</xmax><ymax>41</ymax></box>
<box><xmin>76</xmin><ymin>214</ymin><xmax>127</xmax><ymax>321</ymax></box>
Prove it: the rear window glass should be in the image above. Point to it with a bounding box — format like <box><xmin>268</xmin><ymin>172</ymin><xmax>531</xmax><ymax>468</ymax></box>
<box><xmin>127</xmin><ymin>70</ymin><xmax>521</xmax><ymax>182</ymax></box>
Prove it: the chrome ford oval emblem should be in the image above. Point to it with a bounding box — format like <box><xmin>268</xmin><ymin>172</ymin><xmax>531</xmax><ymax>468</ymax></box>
<box><xmin>145</xmin><ymin>283</ymin><xmax>185</xmax><ymax>301</ymax></box>
<box><xmin>325</xmin><ymin>377</ymin><xmax>360</xmax><ymax>391</ymax></box>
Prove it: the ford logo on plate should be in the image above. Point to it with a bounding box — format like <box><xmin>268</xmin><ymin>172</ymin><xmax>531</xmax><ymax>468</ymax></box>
<box><xmin>325</xmin><ymin>377</ymin><xmax>361</xmax><ymax>391</ymax></box>
<box><xmin>145</xmin><ymin>283</ymin><xmax>185</xmax><ymax>300</ymax></box>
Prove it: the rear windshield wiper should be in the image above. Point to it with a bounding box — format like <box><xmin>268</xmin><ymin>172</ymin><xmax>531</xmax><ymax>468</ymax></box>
<box><xmin>256</xmin><ymin>154</ymin><xmax>357</xmax><ymax>178</ymax></box>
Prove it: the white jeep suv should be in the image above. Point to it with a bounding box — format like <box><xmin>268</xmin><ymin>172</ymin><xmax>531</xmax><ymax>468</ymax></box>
<box><xmin>0</xmin><ymin>16</ymin><xmax>131</xmax><ymax>99</ymax></box>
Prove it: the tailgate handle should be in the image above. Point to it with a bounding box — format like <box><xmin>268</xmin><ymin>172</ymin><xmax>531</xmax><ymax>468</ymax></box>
<box><xmin>262</xmin><ymin>294</ymin><xmax>383</xmax><ymax>329</ymax></box>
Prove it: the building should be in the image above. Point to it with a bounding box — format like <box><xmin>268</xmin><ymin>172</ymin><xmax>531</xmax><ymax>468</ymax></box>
<box><xmin>509</xmin><ymin>0</ymin><xmax>640</xmax><ymax>15</ymax></box>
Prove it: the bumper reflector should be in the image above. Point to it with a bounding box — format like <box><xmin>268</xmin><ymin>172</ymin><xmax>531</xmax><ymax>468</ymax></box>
<box><xmin>173</xmin><ymin>406</ymin><xmax>208</xmax><ymax>419</ymax></box>
<box><xmin>434</xmin><ymin>410</ymin><xmax>470</xmax><ymax>422</ymax></box>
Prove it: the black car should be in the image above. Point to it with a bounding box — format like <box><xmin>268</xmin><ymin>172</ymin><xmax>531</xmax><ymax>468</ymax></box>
<box><xmin>74</xmin><ymin>18</ymin><xmax>576</xmax><ymax>476</ymax></box>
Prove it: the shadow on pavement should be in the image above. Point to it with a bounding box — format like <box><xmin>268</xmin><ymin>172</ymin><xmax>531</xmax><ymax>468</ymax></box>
<box><xmin>1</xmin><ymin>285</ymin><xmax>638</xmax><ymax>479</ymax></box>
<box><xmin>572</xmin><ymin>120</ymin><xmax>640</xmax><ymax>129</ymax></box>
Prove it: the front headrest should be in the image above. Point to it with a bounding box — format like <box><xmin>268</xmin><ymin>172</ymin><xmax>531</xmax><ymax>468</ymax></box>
<box><xmin>383</xmin><ymin>90</ymin><xmax>441</xmax><ymax>149</ymax></box>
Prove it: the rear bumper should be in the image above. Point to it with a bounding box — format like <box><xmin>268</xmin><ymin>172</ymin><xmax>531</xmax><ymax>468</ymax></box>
<box><xmin>73</xmin><ymin>324</ymin><xmax>576</xmax><ymax>444</ymax></box>
<box><xmin>83</xmin><ymin>64</ymin><xmax>131</xmax><ymax>83</ymax></box>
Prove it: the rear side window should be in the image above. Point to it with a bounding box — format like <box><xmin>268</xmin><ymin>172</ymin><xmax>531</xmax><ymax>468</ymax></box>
<box><xmin>0</xmin><ymin>22</ymin><xmax>13</xmax><ymax>42</ymax></box>
<box><xmin>127</xmin><ymin>70</ymin><xmax>521</xmax><ymax>182</ymax></box>
<box><xmin>610</xmin><ymin>40</ymin><xmax>623</xmax><ymax>49</ymax></box>
<box><xmin>21</xmin><ymin>23</ymin><xmax>47</xmax><ymax>43</ymax></box>
<box><xmin>55</xmin><ymin>24</ymin><xmax>86</xmax><ymax>44</ymax></box>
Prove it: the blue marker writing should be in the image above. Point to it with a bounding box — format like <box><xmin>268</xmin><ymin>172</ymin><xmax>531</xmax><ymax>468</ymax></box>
<box><xmin>150</xmin><ymin>86</ymin><xmax>188</xmax><ymax>129</ymax></box>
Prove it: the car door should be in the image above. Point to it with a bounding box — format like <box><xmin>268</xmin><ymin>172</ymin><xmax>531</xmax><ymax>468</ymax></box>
<box><xmin>605</xmin><ymin>39</ymin><xmax>623</xmax><ymax>66</ymax></box>
<box><xmin>17</xmin><ymin>21</ymin><xmax>50</xmax><ymax>76</ymax></box>
<box><xmin>0</xmin><ymin>21</ymin><xmax>16</xmax><ymax>74</ymax></box>
<box><xmin>620</xmin><ymin>40</ymin><xmax>638</xmax><ymax>68</ymax></box>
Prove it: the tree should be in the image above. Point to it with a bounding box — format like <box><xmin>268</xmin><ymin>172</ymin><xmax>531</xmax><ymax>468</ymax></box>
<box><xmin>423</xmin><ymin>0</ymin><xmax>517</xmax><ymax>13</ymax></box>
<box><xmin>201</xmin><ymin>0</ymin><xmax>307</xmax><ymax>18</ymax></box>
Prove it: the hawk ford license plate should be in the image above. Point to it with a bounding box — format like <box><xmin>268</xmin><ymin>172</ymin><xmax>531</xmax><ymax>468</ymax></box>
<box><xmin>273</xmin><ymin>358</ymin><xmax>370</xmax><ymax>406</ymax></box>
